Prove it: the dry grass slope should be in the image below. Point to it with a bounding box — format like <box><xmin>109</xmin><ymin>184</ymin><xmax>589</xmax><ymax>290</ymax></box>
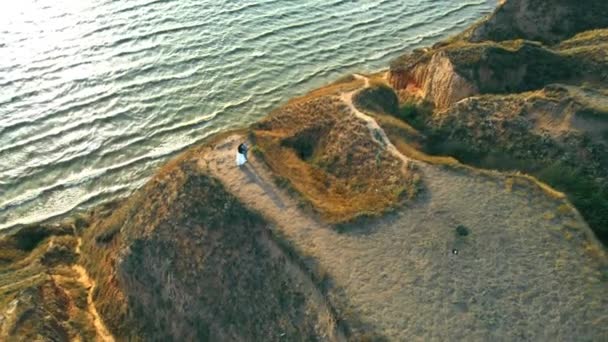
<box><xmin>253</xmin><ymin>78</ymin><xmax>420</xmax><ymax>223</ymax></box>
<box><xmin>81</xmin><ymin>149</ymin><xmax>342</xmax><ymax>341</ymax></box>
<box><xmin>0</xmin><ymin>223</ymin><xmax>100</xmax><ymax>341</ymax></box>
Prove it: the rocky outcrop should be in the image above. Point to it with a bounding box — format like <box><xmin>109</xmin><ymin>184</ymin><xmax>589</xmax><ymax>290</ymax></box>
<box><xmin>388</xmin><ymin>50</ymin><xmax>478</xmax><ymax>109</ymax></box>
<box><xmin>465</xmin><ymin>0</ymin><xmax>608</xmax><ymax>44</ymax></box>
<box><xmin>391</xmin><ymin>41</ymin><xmax>561</xmax><ymax>108</ymax></box>
<box><xmin>390</xmin><ymin>32</ymin><xmax>608</xmax><ymax>109</ymax></box>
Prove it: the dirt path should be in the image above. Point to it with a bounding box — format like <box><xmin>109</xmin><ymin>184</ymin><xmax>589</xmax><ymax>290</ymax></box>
<box><xmin>200</xmin><ymin>141</ymin><xmax>346</xmax><ymax>341</ymax></box>
<box><xmin>198</xmin><ymin>78</ymin><xmax>607</xmax><ymax>340</ymax></box>
<box><xmin>73</xmin><ymin>238</ymin><xmax>115</xmax><ymax>342</ymax></box>
<box><xmin>341</xmin><ymin>74</ymin><xmax>412</xmax><ymax>169</ymax></box>
<box><xmin>0</xmin><ymin>274</ymin><xmax>42</xmax><ymax>292</ymax></box>
<box><xmin>201</xmin><ymin>140</ymin><xmax>349</xmax><ymax>340</ymax></box>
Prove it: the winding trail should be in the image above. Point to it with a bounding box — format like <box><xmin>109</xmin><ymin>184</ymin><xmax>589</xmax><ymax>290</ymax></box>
<box><xmin>198</xmin><ymin>75</ymin><xmax>607</xmax><ymax>340</ymax></box>
<box><xmin>341</xmin><ymin>74</ymin><xmax>412</xmax><ymax>169</ymax></box>
<box><xmin>73</xmin><ymin>238</ymin><xmax>115</xmax><ymax>342</ymax></box>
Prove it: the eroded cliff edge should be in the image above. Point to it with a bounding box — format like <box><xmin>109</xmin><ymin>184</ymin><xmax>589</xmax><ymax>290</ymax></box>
<box><xmin>388</xmin><ymin>14</ymin><xmax>608</xmax><ymax>245</ymax></box>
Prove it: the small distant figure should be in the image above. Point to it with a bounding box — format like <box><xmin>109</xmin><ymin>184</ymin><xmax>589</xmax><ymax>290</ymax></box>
<box><xmin>236</xmin><ymin>142</ymin><xmax>248</xmax><ymax>166</ymax></box>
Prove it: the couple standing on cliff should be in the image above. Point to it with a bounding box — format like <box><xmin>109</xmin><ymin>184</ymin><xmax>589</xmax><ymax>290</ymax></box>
<box><xmin>236</xmin><ymin>142</ymin><xmax>248</xmax><ymax>166</ymax></box>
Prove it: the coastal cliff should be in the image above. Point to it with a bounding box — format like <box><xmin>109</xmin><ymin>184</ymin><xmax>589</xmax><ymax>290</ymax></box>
<box><xmin>1</xmin><ymin>0</ymin><xmax>608</xmax><ymax>340</ymax></box>
<box><xmin>463</xmin><ymin>0</ymin><xmax>608</xmax><ymax>44</ymax></box>
<box><xmin>388</xmin><ymin>18</ymin><xmax>608</xmax><ymax>244</ymax></box>
<box><xmin>388</xmin><ymin>50</ymin><xmax>478</xmax><ymax>109</ymax></box>
<box><xmin>389</xmin><ymin>32</ymin><xmax>608</xmax><ymax>109</ymax></box>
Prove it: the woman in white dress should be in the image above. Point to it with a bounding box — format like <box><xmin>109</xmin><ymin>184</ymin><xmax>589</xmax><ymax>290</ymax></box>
<box><xmin>236</xmin><ymin>143</ymin><xmax>248</xmax><ymax>166</ymax></box>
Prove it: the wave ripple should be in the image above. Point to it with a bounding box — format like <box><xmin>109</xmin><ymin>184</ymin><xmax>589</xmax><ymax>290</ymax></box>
<box><xmin>0</xmin><ymin>0</ymin><xmax>495</xmax><ymax>229</ymax></box>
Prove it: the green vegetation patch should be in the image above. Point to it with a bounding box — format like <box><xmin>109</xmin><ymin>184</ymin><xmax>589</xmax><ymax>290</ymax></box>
<box><xmin>254</xmin><ymin>90</ymin><xmax>418</xmax><ymax>224</ymax></box>
<box><xmin>395</xmin><ymin>102</ymin><xmax>433</xmax><ymax>130</ymax></box>
<box><xmin>0</xmin><ymin>224</ymin><xmax>73</xmax><ymax>264</ymax></box>
<box><xmin>446</xmin><ymin>41</ymin><xmax>578</xmax><ymax>93</ymax></box>
<box><xmin>353</xmin><ymin>84</ymin><xmax>399</xmax><ymax>116</ymax></box>
<box><xmin>456</xmin><ymin>225</ymin><xmax>470</xmax><ymax>237</ymax></box>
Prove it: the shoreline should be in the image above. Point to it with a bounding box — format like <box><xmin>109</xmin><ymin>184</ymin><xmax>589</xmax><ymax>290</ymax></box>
<box><xmin>3</xmin><ymin>63</ymin><xmax>606</xmax><ymax>251</ymax></box>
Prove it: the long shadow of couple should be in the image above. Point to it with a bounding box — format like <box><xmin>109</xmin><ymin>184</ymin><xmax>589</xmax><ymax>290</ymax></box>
<box><xmin>239</xmin><ymin>159</ymin><xmax>286</xmax><ymax>209</ymax></box>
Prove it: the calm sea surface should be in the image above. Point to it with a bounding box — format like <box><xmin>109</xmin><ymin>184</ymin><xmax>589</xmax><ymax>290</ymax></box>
<box><xmin>0</xmin><ymin>0</ymin><xmax>495</xmax><ymax>229</ymax></box>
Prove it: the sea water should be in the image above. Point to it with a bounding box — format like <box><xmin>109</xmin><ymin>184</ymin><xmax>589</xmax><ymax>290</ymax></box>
<box><xmin>0</xmin><ymin>0</ymin><xmax>496</xmax><ymax>229</ymax></box>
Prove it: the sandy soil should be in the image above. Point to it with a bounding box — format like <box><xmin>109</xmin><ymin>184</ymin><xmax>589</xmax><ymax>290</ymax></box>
<box><xmin>196</xmin><ymin>78</ymin><xmax>607</xmax><ymax>340</ymax></box>
<box><xmin>73</xmin><ymin>238</ymin><xmax>115</xmax><ymax>342</ymax></box>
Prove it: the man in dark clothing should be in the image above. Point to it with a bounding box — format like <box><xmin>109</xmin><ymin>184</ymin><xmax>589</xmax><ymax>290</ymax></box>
<box><xmin>236</xmin><ymin>142</ymin><xmax>248</xmax><ymax>166</ymax></box>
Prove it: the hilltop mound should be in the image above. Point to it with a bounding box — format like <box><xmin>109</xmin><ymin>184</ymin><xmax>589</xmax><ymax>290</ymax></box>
<box><xmin>461</xmin><ymin>0</ymin><xmax>608</xmax><ymax>44</ymax></box>
<box><xmin>198</xmin><ymin>125</ymin><xmax>607</xmax><ymax>339</ymax></box>
<box><xmin>252</xmin><ymin>77</ymin><xmax>420</xmax><ymax>223</ymax></box>
<box><xmin>197</xmin><ymin>77</ymin><xmax>606</xmax><ymax>340</ymax></box>
<box><xmin>80</xmin><ymin>151</ymin><xmax>344</xmax><ymax>341</ymax></box>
